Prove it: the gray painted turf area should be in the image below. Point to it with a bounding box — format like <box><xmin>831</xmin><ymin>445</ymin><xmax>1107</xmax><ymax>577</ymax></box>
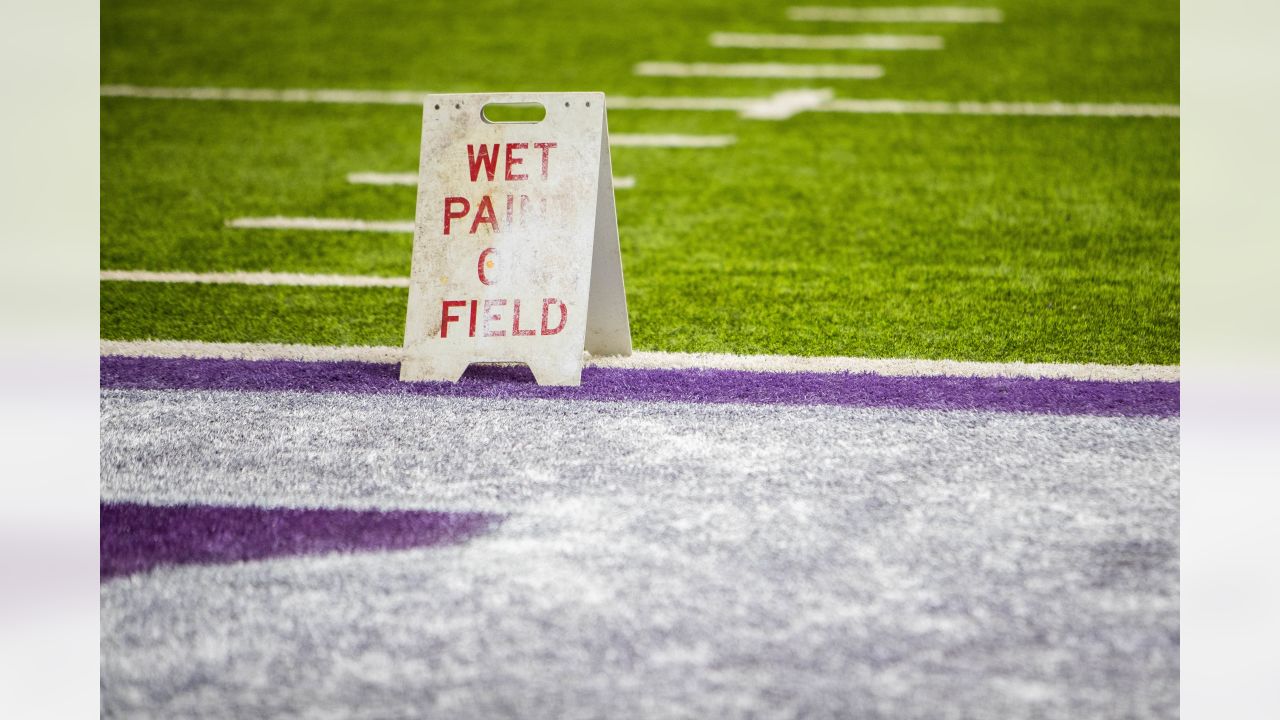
<box><xmin>101</xmin><ymin>389</ymin><xmax>1179</xmax><ymax>719</ymax></box>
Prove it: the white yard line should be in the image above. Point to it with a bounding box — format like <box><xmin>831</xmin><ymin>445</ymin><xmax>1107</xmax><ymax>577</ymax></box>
<box><xmin>710</xmin><ymin>32</ymin><xmax>943</xmax><ymax>51</ymax></box>
<box><xmin>347</xmin><ymin>172</ymin><xmax>637</xmax><ymax>188</ymax></box>
<box><xmin>100</xmin><ymin>339</ymin><xmax>1180</xmax><ymax>382</ymax></box>
<box><xmin>346</xmin><ymin>172</ymin><xmax>418</xmax><ymax>186</ymax></box>
<box><xmin>606</xmin><ymin>95</ymin><xmax>755</xmax><ymax>111</ymax></box>
<box><xmin>740</xmin><ymin>89</ymin><xmax>835</xmax><ymax>120</ymax></box>
<box><xmin>100</xmin><ymin>84</ymin><xmax>429</xmax><ymax>105</ymax></box>
<box><xmin>787</xmin><ymin>6</ymin><xmax>1005</xmax><ymax>23</ymax></box>
<box><xmin>634</xmin><ymin>62</ymin><xmax>884</xmax><ymax>80</ymax></box>
<box><xmin>611</xmin><ymin>134</ymin><xmax>736</xmax><ymax>147</ymax></box>
<box><xmin>818</xmin><ymin>98</ymin><xmax>1181</xmax><ymax>118</ymax></box>
<box><xmin>101</xmin><ymin>84</ymin><xmax>759</xmax><ymax>111</ymax></box>
<box><xmin>590</xmin><ymin>350</ymin><xmax>1181</xmax><ymax>382</ymax></box>
<box><xmin>102</xmin><ymin>84</ymin><xmax>1178</xmax><ymax>119</ymax></box>
<box><xmin>100</xmin><ymin>270</ymin><xmax>409</xmax><ymax>288</ymax></box>
<box><xmin>225</xmin><ymin>216</ymin><xmax>415</xmax><ymax>233</ymax></box>
<box><xmin>102</xmin><ymin>340</ymin><xmax>409</xmax><ymax>364</ymax></box>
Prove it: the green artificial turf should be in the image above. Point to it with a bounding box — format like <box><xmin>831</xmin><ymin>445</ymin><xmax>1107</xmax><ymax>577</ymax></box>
<box><xmin>102</xmin><ymin>283</ymin><xmax>408</xmax><ymax>347</ymax></box>
<box><xmin>103</xmin><ymin>0</ymin><xmax>1178</xmax><ymax>104</ymax></box>
<box><xmin>100</xmin><ymin>0</ymin><xmax>1180</xmax><ymax>364</ymax></box>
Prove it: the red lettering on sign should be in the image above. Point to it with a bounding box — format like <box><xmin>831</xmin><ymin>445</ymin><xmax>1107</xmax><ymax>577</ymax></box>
<box><xmin>470</xmin><ymin>196</ymin><xmax>498</xmax><ymax>234</ymax></box>
<box><xmin>477</xmin><ymin>248</ymin><xmax>496</xmax><ymax>285</ymax></box>
<box><xmin>467</xmin><ymin>144</ymin><xmax>500</xmax><ymax>182</ymax></box>
<box><xmin>541</xmin><ymin>298</ymin><xmax>567</xmax><ymax>335</ymax></box>
<box><xmin>439</xmin><ymin>300</ymin><xmax>466</xmax><ymax>338</ymax></box>
<box><xmin>443</xmin><ymin>197</ymin><xmax>470</xmax><ymax>235</ymax></box>
<box><xmin>512</xmin><ymin>299</ymin><xmax>535</xmax><ymax>336</ymax></box>
<box><xmin>505</xmin><ymin>143</ymin><xmax>529</xmax><ymax>181</ymax></box>
<box><xmin>483</xmin><ymin>299</ymin><xmax>507</xmax><ymax>337</ymax></box>
<box><xmin>534</xmin><ymin>142</ymin><xmax>557</xmax><ymax>179</ymax></box>
<box><xmin>444</xmin><ymin>297</ymin><xmax>571</xmax><ymax>338</ymax></box>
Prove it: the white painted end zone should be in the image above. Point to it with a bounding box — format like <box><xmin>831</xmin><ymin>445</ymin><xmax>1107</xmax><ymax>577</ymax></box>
<box><xmin>348</xmin><ymin>172</ymin><xmax>637</xmax><ymax>188</ymax></box>
<box><xmin>225</xmin><ymin>216</ymin><xmax>415</xmax><ymax>233</ymax></box>
<box><xmin>710</xmin><ymin>32</ymin><xmax>943</xmax><ymax>51</ymax></box>
<box><xmin>100</xmin><ymin>339</ymin><xmax>1180</xmax><ymax>382</ymax></box>
<box><xmin>100</xmin><ymin>270</ymin><xmax>409</xmax><ymax>288</ymax></box>
<box><xmin>787</xmin><ymin>7</ymin><xmax>1005</xmax><ymax>24</ymax></box>
<box><xmin>634</xmin><ymin>62</ymin><xmax>884</xmax><ymax>80</ymax></box>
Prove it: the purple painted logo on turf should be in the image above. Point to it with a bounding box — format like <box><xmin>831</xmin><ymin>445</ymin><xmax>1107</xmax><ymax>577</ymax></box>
<box><xmin>100</xmin><ymin>502</ymin><xmax>503</xmax><ymax>580</ymax></box>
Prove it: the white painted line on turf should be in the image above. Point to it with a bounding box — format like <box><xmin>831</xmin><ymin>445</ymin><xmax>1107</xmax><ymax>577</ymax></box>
<box><xmin>101</xmin><ymin>85</ymin><xmax>1179</xmax><ymax>119</ymax></box>
<box><xmin>100</xmin><ymin>339</ymin><xmax>1181</xmax><ymax>382</ymax></box>
<box><xmin>100</xmin><ymin>84</ymin><xmax>429</xmax><ymax>105</ymax></box>
<box><xmin>607</xmin><ymin>95</ymin><xmax>755</xmax><ymax>111</ymax></box>
<box><xmin>587</xmin><ymin>351</ymin><xmax>1182</xmax><ymax>382</ymax></box>
<box><xmin>710</xmin><ymin>32</ymin><xmax>943</xmax><ymax>51</ymax></box>
<box><xmin>346</xmin><ymin>172</ymin><xmax>418</xmax><ymax>186</ymax></box>
<box><xmin>347</xmin><ymin>172</ymin><xmax>637</xmax><ymax>188</ymax></box>
<box><xmin>100</xmin><ymin>270</ymin><xmax>409</xmax><ymax>288</ymax></box>
<box><xmin>634</xmin><ymin>62</ymin><xmax>884</xmax><ymax>80</ymax></box>
<box><xmin>102</xmin><ymin>340</ymin><xmax>409</xmax><ymax>364</ymax></box>
<box><xmin>817</xmin><ymin>98</ymin><xmax>1181</xmax><ymax>118</ymax></box>
<box><xmin>611</xmin><ymin>134</ymin><xmax>736</xmax><ymax>147</ymax></box>
<box><xmin>741</xmin><ymin>88</ymin><xmax>835</xmax><ymax>120</ymax></box>
<box><xmin>225</xmin><ymin>216</ymin><xmax>415</xmax><ymax>233</ymax></box>
<box><xmin>101</xmin><ymin>84</ymin><xmax>758</xmax><ymax>112</ymax></box>
<box><xmin>787</xmin><ymin>6</ymin><xmax>1005</xmax><ymax>24</ymax></box>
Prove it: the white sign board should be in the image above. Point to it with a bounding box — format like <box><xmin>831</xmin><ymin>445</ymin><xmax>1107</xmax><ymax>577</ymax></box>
<box><xmin>401</xmin><ymin>92</ymin><xmax>632</xmax><ymax>386</ymax></box>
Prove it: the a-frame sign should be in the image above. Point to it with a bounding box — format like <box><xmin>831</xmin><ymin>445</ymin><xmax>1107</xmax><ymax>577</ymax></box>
<box><xmin>401</xmin><ymin>92</ymin><xmax>631</xmax><ymax>386</ymax></box>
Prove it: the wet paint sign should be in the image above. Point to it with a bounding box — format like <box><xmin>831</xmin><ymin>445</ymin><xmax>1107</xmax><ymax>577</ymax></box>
<box><xmin>401</xmin><ymin>92</ymin><xmax>631</xmax><ymax>386</ymax></box>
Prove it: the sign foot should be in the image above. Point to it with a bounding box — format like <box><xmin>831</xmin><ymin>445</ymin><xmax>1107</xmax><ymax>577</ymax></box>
<box><xmin>399</xmin><ymin>356</ymin><xmax>470</xmax><ymax>383</ymax></box>
<box><xmin>525</xmin><ymin>358</ymin><xmax>582</xmax><ymax>387</ymax></box>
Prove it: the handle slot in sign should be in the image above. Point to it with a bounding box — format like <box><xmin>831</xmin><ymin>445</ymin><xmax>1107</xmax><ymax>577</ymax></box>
<box><xmin>481</xmin><ymin>102</ymin><xmax>547</xmax><ymax>124</ymax></box>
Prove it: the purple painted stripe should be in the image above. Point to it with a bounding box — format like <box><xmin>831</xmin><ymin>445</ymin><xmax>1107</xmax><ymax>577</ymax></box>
<box><xmin>100</xmin><ymin>355</ymin><xmax>1178</xmax><ymax>417</ymax></box>
<box><xmin>101</xmin><ymin>501</ymin><xmax>502</xmax><ymax>581</ymax></box>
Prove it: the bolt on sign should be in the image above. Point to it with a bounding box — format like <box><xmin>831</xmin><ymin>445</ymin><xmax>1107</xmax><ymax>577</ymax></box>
<box><xmin>401</xmin><ymin>92</ymin><xmax>632</xmax><ymax>386</ymax></box>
